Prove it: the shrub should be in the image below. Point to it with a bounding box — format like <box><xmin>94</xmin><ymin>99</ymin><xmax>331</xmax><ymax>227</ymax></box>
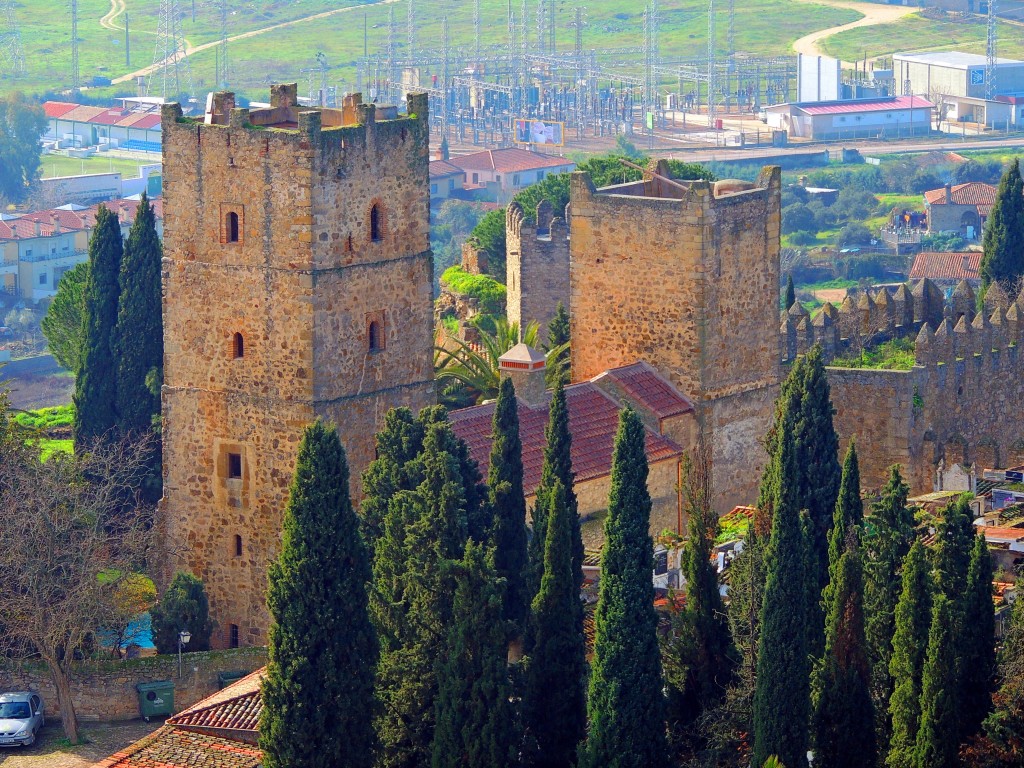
<box><xmin>782</xmin><ymin>204</ymin><xmax>818</xmax><ymax>235</ymax></box>
<box><xmin>921</xmin><ymin>232</ymin><xmax>968</xmax><ymax>252</ymax></box>
<box><xmin>789</xmin><ymin>231</ymin><xmax>817</xmax><ymax>246</ymax></box>
<box><xmin>150</xmin><ymin>572</ymin><xmax>214</xmax><ymax>654</ymax></box>
<box><xmin>440</xmin><ymin>266</ymin><xmax>506</xmax><ymax>316</ymax></box>
<box><xmin>837</xmin><ymin>223</ymin><xmax>874</xmax><ymax>248</ymax></box>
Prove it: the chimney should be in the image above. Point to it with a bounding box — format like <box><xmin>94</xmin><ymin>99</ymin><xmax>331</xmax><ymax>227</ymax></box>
<box><xmin>944</xmin><ymin>182</ymin><xmax>952</xmax><ymax>204</ymax></box>
<box><xmin>34</xmin><ymin>220</ymin><xmax>40</xmax><ymax>237</ymax></box>
<box><xmin>498</xmin><ymin>343</ymin><xmax>548</xmax><ymax>406</ymax></box>
<box><xmin>963</xmin><ymin>254</ymin><xmax>971</xmax><ymax>272</ymax></box>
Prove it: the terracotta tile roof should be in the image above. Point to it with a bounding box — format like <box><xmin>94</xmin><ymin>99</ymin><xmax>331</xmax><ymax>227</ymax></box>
<box><xmin>43</xmin><ymin>101</ymin><xmax>163</xmax><ymax>129</ymax></box>
<box><xmin>43</xmin><ymin>101</ymin><xmax>79</xmax><ymax>119</ymax></box>
<box><xmin>796</xmin><ymin>95</ymin><xmax>933</xmax><ymax>116</ymax></box>
<box><xmin>923</xmin><ymin>182</ymin><xmax>997</xmax><ymax>214</ymax></box>
<box><xmin>429</xmin><ymin>159</ymin><xmax>465</xmax><ymax>179</ymax></box>
<box><xmin>909</xmin><ymin>251</ymin><xmax>982</xmax><ymax>281</ymax></box>
<box><xmin>94</xmin><ymin>726</ymin><xmax>262</xmax><ymax>768</ymax></box>
<box><xmin>982</xmin><ymin>526</ymin><xmax>1024</xmax><ymax>543</ymax></box>
<box><xmin>449</xmin><ymin>147</ymin><xmax>574</xmax><ymax>174</ymax></box>
<box><xmin>167</xmin><ymin>669</ymin><xmax>264</xmax><ymax>735</ymax></box>
<box><xmin>0</xmin><ymin>197</ymin><xmax>162</xmax><ymax>242</ymax></box>
<box><xmin>594</xmin><ymin>362</ymin><xmax>694</xmax><ymax>420</ymax></box>
<box><xmin>448</xmin><ymin>374</ymin><xmax>684</xmax><ymax>497</ymax></box>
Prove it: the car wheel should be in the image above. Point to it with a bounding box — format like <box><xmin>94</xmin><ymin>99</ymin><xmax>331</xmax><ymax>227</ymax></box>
<box><xmin>24</xmin><ymin>732</ymin><xmax>35</xmax><ymax>747</ymax></box>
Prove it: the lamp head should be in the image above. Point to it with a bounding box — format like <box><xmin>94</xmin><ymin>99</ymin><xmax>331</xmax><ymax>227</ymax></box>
<box><xmin>179</xmin><ymin>630</ymin><xmax>192</xmax><ymax>645</ymax></box>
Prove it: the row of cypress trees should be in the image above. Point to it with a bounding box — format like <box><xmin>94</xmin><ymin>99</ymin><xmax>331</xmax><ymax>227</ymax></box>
<box><xmin>259</xmin><ymin>375</ymin><xmax>668</xmax><ymax>768</ymax></box>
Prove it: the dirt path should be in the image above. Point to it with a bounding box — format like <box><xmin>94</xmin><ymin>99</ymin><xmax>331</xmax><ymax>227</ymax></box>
<box><xmin>791</xmin><ymin>0</ymin><xmax>918</xmax><ymax>67</ymax></box>
<box><xmin>110</xmin><ymin>0</ymin><xmax>402</xmax><ymax>86</ymax></box>
<box><xmin>99</xmin><ymin>0</ymin><xmax>126</xmax><ymax>31</ymax></box>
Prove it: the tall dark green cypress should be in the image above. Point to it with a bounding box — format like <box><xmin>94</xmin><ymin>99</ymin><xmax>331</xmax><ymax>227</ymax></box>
<box><xmin>934</xmin><ymin>495</ymin><xmax>975</xmax><ymax>602</ymax></box>
<box><xmin>913</xmin><ymin>595</ymin><xmax>960</xmax><ymax>768</ymax></box>
<box><xmin>886</xmin><ymin>541</ymin><xmax>933</xmax><ymax>768</ymax></box>
<box><xmin>825</xmin><ymin>440</ymin><xmax>863</xmax><ymax>608</ymax></box>
<box><xmin>113</xmin><ymin>193</ymin><xmax>163</xmax><ymax>436</ymax></box>
<box><xmin>753</xmin><ymin>413</ymin><xmax>811</xmax><ymax>768</ymax></box>
<box><xmin>524</xmin><ymin>479</ymin><xmax>586</xmax><ymax>768</ymax></box>
<box><xmin>980</xmin><ymin>158</ymin><xmax>1024</xmax><ymax>293</ymax></box>
<box><xmin>812</xmin><ymin>548</ymin><xmax>876</xmax><ymax>768</ymax></box>
<box><xmin>259</xmin><ymin>421</ymin><xmax>377</xmax><ymax>768</ymax></box>
<box><xmin>489</xmin><ymin>377</ymin><xmax>530</xmax><ymax>644</ymax></box>
<box><xmin>432</xmin><ymin>541</ymin><xmax>517</xmax><ymax>768</ymax></box>
<box><xmin>959</xmin><ymin>531</ymin><xmax>996</xmax><ymax>739</ymax></box>
<box><xmin>74</xmin><ymin>204</ymin><xmax>122</xmax><ymax>448</ymax></box>
<box><xmin>785</xmin><ymin>273</ymin><xmax>797</xmax><ymax>310</ymax></box>
<box><xmin>584</xmin><ymin>408</ymin><xmax>667</xmax><ymax>768</ymax></box>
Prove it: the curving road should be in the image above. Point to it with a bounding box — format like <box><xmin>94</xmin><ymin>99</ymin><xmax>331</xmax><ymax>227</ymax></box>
<box><xmin>791</xmin><ymin>0</ymin><xmax>917</xmax><ymax>67</ymax></box>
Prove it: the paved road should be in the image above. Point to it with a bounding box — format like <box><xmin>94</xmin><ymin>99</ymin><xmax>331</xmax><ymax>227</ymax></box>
<box><xmin>790</xmin><ymin>0</ymin><xmax>917</xmax><ymax>66</ymax></box>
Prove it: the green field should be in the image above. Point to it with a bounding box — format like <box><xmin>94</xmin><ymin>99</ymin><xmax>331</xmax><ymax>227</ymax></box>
<box><xmin>40</xmin><ymin>154</ymin><xmax>146</xmax><ymax>179</ymax></box>
<box><xmin>6</xmin><ymin>0</ymin><xmax>859</xmax><ymax>100</ymax></box>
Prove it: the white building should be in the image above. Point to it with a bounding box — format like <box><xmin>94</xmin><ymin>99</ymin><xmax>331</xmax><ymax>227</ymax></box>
<box><xmin>449</xmin><ymin>148</ymin><xmax>576</xmax><ymax>203</ymax></box>
<box><xmin>43</xmin><ymin>101</ymin><xmax>162</xmax><ymax>153</ymax></box>
<box><xmin>764</xmin><ymin>95</ymin><xmax>933</xmax><ymax>140</ymax></box>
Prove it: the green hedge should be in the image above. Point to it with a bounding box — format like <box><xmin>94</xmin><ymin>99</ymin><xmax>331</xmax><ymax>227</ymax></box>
<box><xmin>440</xmin><ymin>266</ymin><xmax>506</xmax><ymax>316</ymax></box>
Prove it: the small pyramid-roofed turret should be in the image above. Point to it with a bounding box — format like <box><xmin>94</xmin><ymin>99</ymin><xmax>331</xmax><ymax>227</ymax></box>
<box><xmin>915</xmin><ymin>323</ymin><xmax>934</xmax><ymax>365</ymax></box>
<box><xmin>875</xmin><ymin>288</ymin><xmax>894</xmax><ymax>308</ymax></box>
<box><xmin>812</xmin><ymin>307</ymin><xmax>834</xmax><ymax>326</ymax></box>
<box><xmin>840</xmin><ymin>295</ymin><xmax>857</xmax><ymax>314</ymax></box>
<box><xmin>984</xmin><ymin>281</ymin><xmax>1011</xmax><ymax>313</ymax></box>
<box><xmin>821</xmin><ymin>301</ymin><xmax>839</xmax><ymax>321</ymax></box>
<box><xmin>954</xmin><ymin>315</ymin><xmax>971</xmax><ymax>334</ymax></box>
<box><xmin>953</xmin><ymin>279</ymin><xmax>975</xmax><ymax>301</ymax></box>
<box><xmin>788</xmin><ymin>301</ymin><xmax>809</xmax><ymax>318</ymax></box>
<box><xmin>972</xmin><ymin>310</ymin><xmax>992</xmax><ymax>331</ymax></box>
<box><xmin>857</xmin><ymin>291</ymin><xmax>872</xmax><ymax>309</ymax></box>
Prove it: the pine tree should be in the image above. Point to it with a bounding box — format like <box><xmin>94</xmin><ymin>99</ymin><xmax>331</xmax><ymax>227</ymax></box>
<box><xmin>523</xmin><ymin>479</ymin><xmax>586</xmax><ymax>768</ymax></box>
<box><xmin>753</xmin><ymin>413</ymin><xmax>811</xmax><ymax>768</ymax></box>
<box><xmin>527</xmin><ymin>380</ymin><xmax>581</xmax><ymax>606</ymax></box>
<box><xmin>825</xmin><ymin>441</ymin><xmax>863</xmax><ymax>609</ymax></box>
<box><xmin>74</xmin><ymin>204</ymin><xmax>123</xmax><ymax>448</ymax></box>
<box><xmin>372</xmin><ymin>421</ymin><xmax>471</xmax><ymax>768</ymax></box>
<box><xmin>259</xmin><ymin>421</ymin><xmax>377</xmax><ymax>768</ymax></box>
<box><xmin>959</xmin><ymin>531</ymin><xmax>996</xmax><ymax>739</ymax></box>
<box><xmin>149</xmin><ymin>571</ymin><xmax>213</xmax><ymax>654</ymax></box>
<box><xmin>113</xmin><ymin>193</ymin><xmax>163</xmax><ymax>436</ymax></box>
<box><xmin>886</xmin><ymin>542</ymin><xmax>933</xmax><ymax>768</ymax></box>
<box><xmin>980</xmin><ymin>158</ymin><xmax>1024</xmax><ymax>293</ymax></box>
<box><xmin>785</xmin><ymin>274</ymin><xmax>797</xmax><ymax>310</ymax></box>
<box><xmin>913</xmin><ymin>595</ymin><xmax>960</xmax><ymax>768</ymax></box>
<box><xmin>431</xmin><ymin>541</ymin><xmax>517</xmax><ymax>768</ymax></box>
<box><xmin>545</xmin><ymin>301</ymin><xmax>571</xmax><ymax>386</ymax></box>
<box><xmin>584</xmin><ymin>408</ymin><xmax>667</xmax><ymax>768</ymax></box>
<box><xmin>933</xmin><ymin>494</ymin><xmax>974</xmax><ymax>602</ymax></box>
<box><xmin>489</xmin><ymin>377</ymin><xmax>530</xmax><ymax>644</ymax></box>
<box><xmin>812</xmin><ymin>548</ymin><xmax>876</xmax><ymax>768</ymax></box>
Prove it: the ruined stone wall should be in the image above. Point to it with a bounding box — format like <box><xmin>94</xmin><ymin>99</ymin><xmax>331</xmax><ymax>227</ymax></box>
<box><xmin>160</xmin><ymin>90</ymin><xmax>435</xmax><ymax>649</ymax></box>
<box><xmin>506</xmin><ymin>200</ymin><xmax>570</xmax><ymax>334</ymax></box>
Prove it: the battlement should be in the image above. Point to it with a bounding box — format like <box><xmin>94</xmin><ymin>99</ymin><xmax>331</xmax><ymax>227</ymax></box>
<box><xmin>506</xmin><ymin>199</ymin><xmax>570</xmax><ymax>333</ymax></box>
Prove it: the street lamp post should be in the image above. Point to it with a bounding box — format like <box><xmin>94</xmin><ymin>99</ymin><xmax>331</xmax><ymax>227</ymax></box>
<box><xmin>177</xmin><ymin>630</ymin><xmax>191</xmax><ymax>679</ymax></box>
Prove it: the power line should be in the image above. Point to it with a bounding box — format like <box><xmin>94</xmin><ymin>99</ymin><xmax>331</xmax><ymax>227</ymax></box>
<box><xmin>0</xmin><ymin>0</ymin><xmax>24</xmax><ymax>78</ymax></box>
<box><xmin>149</xmin><ymin>0</ymin><xmax>193</xmax><ymax>101</ymax></box>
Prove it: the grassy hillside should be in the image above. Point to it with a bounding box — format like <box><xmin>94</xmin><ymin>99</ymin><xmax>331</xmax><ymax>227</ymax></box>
<box><xmin>7</xmin><ymin>0</ymin><xmax>859</xmax><ymax>100</ymax></box>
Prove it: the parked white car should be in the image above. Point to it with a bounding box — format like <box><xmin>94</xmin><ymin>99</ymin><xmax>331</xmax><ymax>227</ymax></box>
<box><xmin>0</xmin><ymin>692</ymin><xmax>45</xmax><ymax>747</ymax></box>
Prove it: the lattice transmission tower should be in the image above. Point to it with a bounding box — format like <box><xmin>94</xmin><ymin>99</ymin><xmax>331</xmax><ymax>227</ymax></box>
<box><xmin>0</xmin><ymin>0</ymin><xmax>26</xmax><ymax>78</ymax></box>
<box><xmin>211</xmin><ymin>0</ymin><xmax>230</xmax><ymax>88</ymax></box>
<box><xmin>986</xmin><ymin>0</ymin><xmax>998</xmax><ymax>100</ymax></box>
<box><xmin>149</xmin><ymin>0</ymin><xmax>193</xmax><ymax>101</ymax></box>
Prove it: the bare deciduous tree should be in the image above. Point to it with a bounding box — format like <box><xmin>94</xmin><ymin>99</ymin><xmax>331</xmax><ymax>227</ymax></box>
<box><xmin>0</xmin><ymin>436</ymin><xmax>155</xmax><ymax>744</ymax></box>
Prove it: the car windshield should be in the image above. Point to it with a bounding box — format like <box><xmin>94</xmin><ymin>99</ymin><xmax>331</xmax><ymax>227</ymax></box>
<box><xmin>0</xmin><ymin>702</ymin><xmax>30</xmax><ymax>719</ymax></box>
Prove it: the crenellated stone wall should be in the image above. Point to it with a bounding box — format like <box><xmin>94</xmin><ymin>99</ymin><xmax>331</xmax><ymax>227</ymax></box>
<box><xmin>505</xmin><ymin>199</ymin><xmax>570</xmax><ymax>335</ymax></box>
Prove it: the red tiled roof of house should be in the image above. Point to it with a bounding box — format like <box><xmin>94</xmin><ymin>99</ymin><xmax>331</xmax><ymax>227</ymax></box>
<box><xmin>0</xmin><ymin>198</ymin><xmax>162</xmax><ymax>242</ymax></box>
<box><xmin>594</xmin><ymin>362</ymin><xmax>694</xmax><ymax>420</ymax></box>
<box><xmin>94</xmin><ymin>726</ymin><xmax>262</xmax><ymax>768</ymax></box>
<box><xmin>982</xmin><ymin>526</ymin><xmax>1024</xmax><ymax>543</ymax></box>
<box><xmin>43</xmin><ymin>101</ymin><xmax>79</xmax><ymax>119</ymax></box>
<box><xmin>923</xmin><ymin>182</ymin><xmax>997</xmax><ymax>214</ymax></box>
<box><xmin>429</xmin><ymin>159</ymin><xmax>465</xmax><ymax>179</ymax></box>
<box><xmin>448</xmin><ymin>373</ymin><xmax>684</xmax><ymax>496</ymax></box>
<box><xmin>449</xmin><ymin>147</ymin><xmax>574</xmax><ymax>174</ymax></box>
<box><xmin>909</xmin><ymin>251</ymin><xmax>982</xmax><ymax>281</ymax></box>
<box><xmin>167</xmin><ymin>669</ymin><xmax>264</xmax><ymax>734</ymax></box>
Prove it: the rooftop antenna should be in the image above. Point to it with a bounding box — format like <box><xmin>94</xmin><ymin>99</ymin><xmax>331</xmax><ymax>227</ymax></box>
<box><xmin>986</xmin><ymin>0</ymin><xmax>998</xmax><ymax>100</ymax></box>
<box><xmin>149</xmin><ymin>0</ymin><xmax>193</xmax><ymax>101</ymax></box>
<box><xmin>0</xmin><ymin>0</ymin><xmax>24</xmax><ymax>78</ymax></box>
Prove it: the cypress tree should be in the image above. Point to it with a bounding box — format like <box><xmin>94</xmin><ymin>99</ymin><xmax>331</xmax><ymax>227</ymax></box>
<box><xmin>259</xmin><ymin>421</ymin><xmax>377</xmax><ymax>768</ymax></box>
<box><xmin>113</xmin><ymin>193</ymin><xmax>163</xmax><ymax>436</ymax></box>
<box><xmin>913</xmin><ymin>595</ymin><xmax>960</xmax><ymax>768</ymax></box>
<box><xmin>959</xmin><ymin>531</ymin><xmax>996</xmax><ymax>739</ymax></box>
<box><xmin>489</xmin><ymin>377</ymin><xmax>530</xmax><ymax>644</ymax></box>
<box><xmin>584</xmin><ymin>408</ymin><xmax>667</xmax><ymax>768</ymax></box>
<box><xmin>980</xmin><ymin>158</ymin><xmax>1024</xmax><ymax>293</ymax></box>
<box><xmin>527</xmin><ymin>379</ymin><xmax>581</xmax><ymax>606</ymax></box>
<box><xmin>372</xmin><ymin>421</ymin><xmax>470</xmax><ymax>768</ymax></box>
<box><xmin>74</xmin><ymin>204</ymin><xmax>123</xmax><ymax>448</ymax></box>
<box><xmin>933</xmin><ymin>494</ymin><xmax>974</xmax><ymax>602</ymax></box>
<box><xmin>432</xmin><ymin>541</ymin><xmax>517</xmax><ymax>768</ymax></box>
<box><xmin>812</xmin><ymin>548</ymin><xmax>876</xmax><ymax>768</ymax></box>
<box><xmin>785</xmin><ymin>273</ymin><xmax>797</xmax><ymax>310</ymax></box>
<box><xmin>753</xmin><ymin>413</ymin><xmax>811</xmax><ymax>768</ymax></box>
<box><xmin>886</xmin><ymin>541</ymin><xmax>933</xmax><ymax>768</ymax></box>
<box><xmin>524</xmin><ymin>479</ymin><xmax>586</xmax><ymax>768</ymax></box>
<box><xmin>825</xmin><ymin>440</ymin><xmax>863</xmax><ymax>608</ymax></box>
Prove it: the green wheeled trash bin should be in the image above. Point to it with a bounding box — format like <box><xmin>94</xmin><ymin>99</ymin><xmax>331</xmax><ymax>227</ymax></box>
<box><xmin>136</xmin><ymin>680</ymin><xmax>174</xmax><ymax>722</ymax></box>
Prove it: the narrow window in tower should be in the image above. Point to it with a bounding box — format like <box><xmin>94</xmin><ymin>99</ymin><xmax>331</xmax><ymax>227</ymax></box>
<box><xmin>228</xmin><ymin>452</ymin><xmax>242</xmax><ymax>479</ymax></box>
<box><xmin>227</xmin><ymin>211</ymin><xmax>240</xmax><ymax>243</ymax></box>
<box><xmin>370</xmin><ymin>204</ymin><xmax>381</xmax><ymax>242</ymax></box>
<box><xmin>229</xmin><ymin>624</ymin><xmax>240</xmax><ymax>648</ymax></box>
<box><xmin>232</xmin><ymin>332</ymin><xmax>244</xmax><ymax>359</ymax></box>
<box><xmin>234</xmin><ymin>534</ymin><xmax>243</xmax><ymax>557</ymax></box>
<box><xmin>368</xmin><ymin>320</ymin><xmax>383</xmax><ymax>352</ymax></box>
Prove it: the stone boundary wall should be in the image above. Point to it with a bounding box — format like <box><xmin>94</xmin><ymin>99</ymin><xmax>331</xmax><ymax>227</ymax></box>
<box><xmin>0</xmin><ymin>647</ymin><xmax>267</xmax><ymax>722</ymax></box>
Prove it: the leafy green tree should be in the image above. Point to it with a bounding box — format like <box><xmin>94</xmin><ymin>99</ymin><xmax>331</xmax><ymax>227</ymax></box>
<box><xmin>886</xmin><ymin>542</ymin><xmax>933</xmax><ymax>768</ymax></box>
<box><xmin>970</xmin><ymin>595</ymin><xmax>1024</xmax><ymax>764</ymax></box>
<box><xmin>523</xmin><ymin>479</ymin><xmax>586</xmax><ymax>768</ymax></box>
<box><xmin>41</xmin><ymin>262</ymin><xmax>88</xmax><ymax>375</ymax></box>
<box><xmin>113</xmin><ymin>193</ymin><xmax>163</xmax><ymax>437</ymax></box>
<box><xmin>785</xmin><ymin>274</ymin><xmax>796</xmax><ymax>311</ymax></box>
<box><xmin>782</xmin><ymin>203</ymin><xmax>819</xmax><ymax>235</ymax></box>
<box><xmin>469</xmin><ymin>208</ymin><xmax>508</xmax><ymax>279</ymax></box>
<box><xmin>0</xmin><ymin>93</ymin><xmax>46</xmax><ymax>204</ymax></box>
<box><xmin>812</xmin><ymin>548</ymin><xmax>876</xmax><ymax>768</ymax></box>
<box><xmin>753</xmin><ymin>412</ymin><xmax>811</xmax><ymax>768</ymax></box>
<box><xmin>824</xmin><ymin>441</ymin><xmax>863</xmax><ymax>609</ymax></box>
<box><xmin>913</xmin><ymin>595</ymin><xmax>960</xmax><ymax>768</ymax></box>
<box><xmin>432</xmin><ymin>541</ymin><xmax>517</xmax><ymax>768</ymax></box>
<box><xmin>74</xmin><ymin>205</ymin><xmax>123</xmax><ymax>449</ymax></box>
<box><xmin>837</xmin><ymin>223</ymin><xmax>874</xmax><ymax>248</ymax></box>
<box><xmin>150</xmin><ymin>572</ymin><xmax>213</xmax><ymax>655</ymax></box>
<box><xmin>489</xmin><ymin>376</ymin><xmax>530</xmax><ymax>647</ymax></box>
<box><xmin>960</xmin><ymin>531</ymin><xmax>996</xmax><ymax>739</ymax></box>
<box><xmin>544</xmin><ymin>301</ymin><xmax>571</xmax><ymax>387</ymax></box>
<box><xmin>260</xmin><ymin>421</ymin><xmax>377</xmax><ymax>768</ymax></box>
<box><xmin>981</xmin><ymin>158</ymin><xmax>1024</xmax><ymax>293</ymax></box>
<box><xmin>584</xmin><ymin>408</ymin><xmax>667</xmax><ymax>768</ymax></box>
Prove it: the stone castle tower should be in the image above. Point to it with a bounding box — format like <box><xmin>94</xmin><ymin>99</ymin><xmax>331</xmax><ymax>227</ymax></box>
<box><xmin>569</xmin><ymin>162</ymin><xmax>782</xmax><ymax>511</ymax></box>
<box><xmin>159</xmin><ymin>85</ymin><xmax>435</xmax><ymax>648</ymax></box>
<box><xmin>505</xmin><ymin>199</ymin><xmax>570</xmax><ymax>333</ymax></box>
